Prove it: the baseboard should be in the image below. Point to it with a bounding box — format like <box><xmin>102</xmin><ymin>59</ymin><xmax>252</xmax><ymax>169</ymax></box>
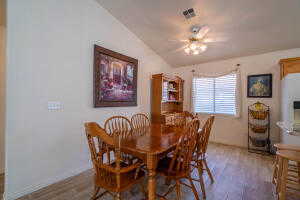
<box><xmin>209</xmin><ymin>140</ymin><xmax>247</xmax><ymax>149</ymax></box>
<box><xmin>6</xmin><ymin>164</ymin><xmax>92</xmax><ymax>200</ymax></box>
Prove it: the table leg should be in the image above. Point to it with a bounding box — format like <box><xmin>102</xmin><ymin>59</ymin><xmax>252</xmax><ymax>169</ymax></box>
<box><xmin>147</xmin><ymin>154</ymin><xmax>157</xmax><ymax>200</ymax></box>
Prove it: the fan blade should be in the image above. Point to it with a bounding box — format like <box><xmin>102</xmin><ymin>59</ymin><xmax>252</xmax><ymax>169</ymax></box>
<box><xmin>168</xmin><ymin>39</ymin><xmax>189</xmax><ymax>43</ymax></box>
<box><xmin>203</xmin><ymin>37</ymin><xmax>228</xmax><ymax>43</ymax></box>
<box><xmin>196</xmin><ymin>25</ymin><xmax>210</xmax><ymax>39</ymax></box>
<box><xmin>170</xmin><ymin>44</ymin><xmax>189</xmax><ymax>53</ymax></box>
<box><xmin>179</xmin><ymin>39</ymin><xmax>189</xmax><ymax>42</ymax></box>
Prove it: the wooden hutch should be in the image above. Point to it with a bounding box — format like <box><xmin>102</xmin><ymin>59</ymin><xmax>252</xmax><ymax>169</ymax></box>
<box><xmin>151</xmin><ymin>73</ymin><xmax>184</xmax><ymax>125</ymax></box>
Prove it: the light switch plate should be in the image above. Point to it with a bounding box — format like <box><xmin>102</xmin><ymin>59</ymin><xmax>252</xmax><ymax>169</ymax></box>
<box><xmin>48</xmin><ymin>101</ymin><xmax>62</xmax><ymax>110</ymax></box>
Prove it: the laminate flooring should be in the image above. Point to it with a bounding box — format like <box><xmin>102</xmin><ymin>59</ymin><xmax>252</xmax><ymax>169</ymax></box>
<box><xmin>17</xmin><ymin>143</ymin><xmax>284</xmax><ymax>200</ymax></box>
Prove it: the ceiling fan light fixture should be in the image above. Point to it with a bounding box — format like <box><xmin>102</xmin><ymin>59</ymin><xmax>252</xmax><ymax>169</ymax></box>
<box><xmin>184</xmin><ymin>48</ymin><xmax>190</xmax><ymax>54</ymax></box>
<box><xmin>184</xmin><ymin>42</ymin><xmax>207</xmax><ymax>55</ymax></box>
<box><xmin>200</xmin><ymin>44</ymin><xmax>207</xmax><ymax>51</ymax></box>
<box><xmin>189</xmin><ymin>43</ymin><xmax>197</xmax><ymax>50</ymax></box>
<box><xmin>193</xmin><ymin>50</ymin><xmax>200</xmax><ymax>55</ymax></box>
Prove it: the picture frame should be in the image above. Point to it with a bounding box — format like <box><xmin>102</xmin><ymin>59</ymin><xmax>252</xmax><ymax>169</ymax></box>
<box><xmin>93</xmin><ymin>45</ymin><xmax>138</xmax><ymax>107</ymax></box>
<box><xmin>247</xmin><ymin>74</ymin><xmax>272</xmax><ymax>98</ymax></box>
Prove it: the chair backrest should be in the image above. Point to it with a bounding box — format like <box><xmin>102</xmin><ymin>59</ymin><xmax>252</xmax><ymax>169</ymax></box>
<box><xmin>172</xmin><ymin>113</ymin><xmax>186</xmax><ymax>127</ymax></box>
<box><xmin>131</xmin><ymin>113</ymin><xmax>150</xmax><ymax>129</ymax></box>
<box><xmin>167</xmin><ymin>120</ymin><xmax>199</xmax><ymax>175</ymax></box>
<box><xmin>196</xmin><ymin>116</ymin><xmax>215</xmax><ymax>156</ymax></box>
<box><xmin>183</xmin><ymin>111</ymin><xmax>195</xmax><ymax>125</ymax></box>
<box><xmin>84</xmin><ymin>122</ymin><xmax>122</xmax><ymax>189</ymax></box>
<box><xmin>104</xmin><ymin>116</ymin><xmax>132</xmax><ymax>138</ymax></box>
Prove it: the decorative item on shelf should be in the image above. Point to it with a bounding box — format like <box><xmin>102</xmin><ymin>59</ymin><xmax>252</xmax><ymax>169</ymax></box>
<box><xmin>168</xmin><ymin>83</ymin><xmax>175</xmax><ymax>90</ymax></box>
<box><xmin>249</xmin><ymin>109</ymin><xmax>268</xmax><ymax>120</ymax></box>
<box><xmin>248</xmin><ymin>102</ymin><xmax>270</xmax><ymax>154</ymax></box>
<box><xmin>249</xmin><ymin>137</ymin><xmax>267</xmax><ymax>148</ymax></box>
<box><xmin>249</xmin><ymin>123</ymin><xmax>268</xmax><ymax>134</ymax></box>
<box><xmin>169</xmin><ymin>94</ymin><xmax>176</xmax><ymax>101</ymax></box>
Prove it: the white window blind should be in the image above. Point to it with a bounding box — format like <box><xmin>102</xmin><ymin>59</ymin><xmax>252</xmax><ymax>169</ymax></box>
<box><xmin>192</xmin><ymin>73</ymin><xmax>237</xmax><ymax>116</ymax></box>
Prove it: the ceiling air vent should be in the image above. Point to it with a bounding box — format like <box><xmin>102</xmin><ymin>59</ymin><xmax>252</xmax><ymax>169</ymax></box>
<box><xmin>183</xmin><ymin>8</ymin><xmax>196</xmax><ymax>19</ymax></box>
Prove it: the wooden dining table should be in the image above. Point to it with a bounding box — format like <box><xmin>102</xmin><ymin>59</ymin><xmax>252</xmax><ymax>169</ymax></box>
<box><xmin>120</xmin><ymin>123</ymin><xmax>184</xmax><ymax>200</ymax></box>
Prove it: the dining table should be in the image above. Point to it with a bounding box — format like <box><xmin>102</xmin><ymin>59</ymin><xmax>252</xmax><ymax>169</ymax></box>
<box><xmin>120</xmin><ymin>123</ymin><xmax>184</xmax><ymax>200</ymax></box>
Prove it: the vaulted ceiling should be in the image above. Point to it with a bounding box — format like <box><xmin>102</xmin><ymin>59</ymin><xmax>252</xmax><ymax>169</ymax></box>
<box><xmin>97</xmin><ymin>0</ymin><xmax>300</xmax><ymax>67</ymax></box>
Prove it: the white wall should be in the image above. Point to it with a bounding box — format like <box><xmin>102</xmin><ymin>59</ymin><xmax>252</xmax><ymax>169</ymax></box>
<box><xmin>0</xmin><ymin>0</ymin><xmax>5</xmax><ymax>174</ymax></box>
<box><xmin>6</xmin><ymin>0</ymin><xmax>171</xmax><ymax>199</ymax></box>
<box><xmin>0</xmin><ymin>27</ymin><xmax>5</xmax><ymax>175</ymax></box>
<box><xmin>173</xmin><ymin>48</ymin><xmax>300</xmax><ymax>148</ymax></box>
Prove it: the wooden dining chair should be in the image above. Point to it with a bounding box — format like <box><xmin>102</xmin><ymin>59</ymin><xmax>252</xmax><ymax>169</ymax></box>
<box><xmin>183</xmin><ymin>111</ymin><xmax>195</xmax><ymax>119</ymax></box>
<box><xmin>104</xmin><ymin>116</ymin><xmax>132</xmax><ymax>138</ymax></box>
<box><xmin>131</xmin><ymin>113</ymin><xmax>150</xmax><ymax>129</ymax></box>
<box><xmin>156</xmin><ymin>120</ymin><xmax>200</xmax><ymax>200</ymax></box>
<box><xmin>191</xmin><ymin>115</ymin><xmax>215</xmax><ymax>199</ymax></box>
<box><xmin>276</xmin><ymin>150</ymin><xmax>300</xmax><ymax>200</ymax></box>
<box><xmin>85</xmin><ymin>122</ymin><xmax>145</xmax><ymax>200</ymax></box>
<box><xmin>273</xmin><ymin>143</ymin><xmax>300</xmax><ymax>195</ymax></box>
<box><xmin>171</xmin><ymin>112</ymin><xmax>194</xmax><ymax>128</ymax></box>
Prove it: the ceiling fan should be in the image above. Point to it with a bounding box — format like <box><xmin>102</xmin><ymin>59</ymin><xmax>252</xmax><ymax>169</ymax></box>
<box><xmin>174</xmin><ymin>25</ymin><xmax>226</xmax><ymax>55</ymax></box>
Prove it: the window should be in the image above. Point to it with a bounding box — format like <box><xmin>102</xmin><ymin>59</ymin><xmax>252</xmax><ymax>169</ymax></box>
<box><xmin>192</xmin><ymin>73</ymin><xmax>237</xmax><ymax>116</ymax></box>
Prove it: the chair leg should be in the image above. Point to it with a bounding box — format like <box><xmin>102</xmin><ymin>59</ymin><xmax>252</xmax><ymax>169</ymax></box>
<box><xmin>203</xmin><ymin>158</ymin><xmax>214</xmax><ymax>183</ymax></box>
<box><xmin>165</xmin><ymin>177</ymin><xmax>171</xmax><ymax>186</ymax></box>
<box><xmin>272</xmin><ymin>156</ymin><xmax>278</xmax><ymax>184</ymax></box>
<box><xmin>91</xmin><ymin>186</ymin><xmax>100</xmax><ymax>200</ymax></box>
<box><xmin>139</xmin><ymin>180</ymin><xmax>148</xmax><ymax>199</ymax></box>
<box><xmin>279</xmin><ymin>158</ymin><xmax>288</xmax><ymax>200</ymax></box>
<box><xmin>115</xmin><ymin>193</ymin><xmax>121</xmax><ymax>200</ymax></box>
<box><xmin>175</xmin><ymin>180</ymin><xmax>182</xmax><ymax>200</ymax></box>
<box><xmin>188</xmin><ymin>176</ymin><xmax>200</xmax><ymax>200</ymax></box>
<box><xmin>276</xmin><ymin>157</ymin><xmax>283</xmax><ymax>195</ymax></box>
<box><xmin>197</xmin><ymin>161</ymin><xmax>206</xmax><ymax>199</ymax></box>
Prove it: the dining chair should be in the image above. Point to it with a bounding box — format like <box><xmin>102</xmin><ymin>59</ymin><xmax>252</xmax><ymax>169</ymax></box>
<box><xmin>275</xmin><ymin>150</ymin><xmax>300</xmax><ymax>200</ymax></box>
<box><xmin>105</xmin><ymin>115</ymin><xmax>145</xmax><ymax>166</ymax></box>
<box><xmin>156</xmin><ymin>120</ymin><xmax>200</xmax><ymax>200</ymax></box>
<box><xmin>85</xmin><ymin>122</ymin><xmax>145</xmax><ymax>200</ymax></box>
<box><xmin>179</xmin><ymin>111</ymin><xmax>198</xmax><ymax>126</ymax></box>
<box><xmin>191</xmin><ymin>115</ymin><xmax>215</xmax><ymax>199</ymax></box>
<box><xmin>104</xmin><ymin>116</ymin><xmax>132</xmax><ymax>138</ymax></box>
<box><xmin>183</xmin><ymin>111</ymin><xmax>195</xmax><ymax>119</ymax></box>
<box><xmin>273</xmin><ymin>143</ymin><xmax>300</xmax><ymax>195</ymax></box>
<box><xmin>131</xmin><ymin>113</ymin><xmax>150</xmax><ymax>129</ymax></box>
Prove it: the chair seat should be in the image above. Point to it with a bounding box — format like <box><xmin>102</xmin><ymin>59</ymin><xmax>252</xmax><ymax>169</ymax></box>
<box><xmin>95</xmin><ymin>161</ymin><xmax>145</xmax><ymax>193</ymax></box>
<box><xmin>156</xmin><ymin>157</ymin><xmax>187</xmax><ymax>178</ymax></box>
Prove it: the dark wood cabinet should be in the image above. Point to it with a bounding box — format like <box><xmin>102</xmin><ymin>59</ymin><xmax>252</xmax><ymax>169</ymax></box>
<box><xmin>151</xmin><ymin>73</ymin><xmax>184</xmax><ymax>124</ymax></box>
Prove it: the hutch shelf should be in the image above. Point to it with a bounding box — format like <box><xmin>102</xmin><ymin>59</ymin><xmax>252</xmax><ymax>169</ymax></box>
<box><xmin>151</xmin><ymin>74</ymin><xmax>184</xmax><ymax>125</ymax></box>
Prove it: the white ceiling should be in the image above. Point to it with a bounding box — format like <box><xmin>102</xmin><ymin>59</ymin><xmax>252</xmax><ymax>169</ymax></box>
<box><xmin>96</xmin><ymin>0</ymin><xmax>300</xmax><ymax>67</ymax></box>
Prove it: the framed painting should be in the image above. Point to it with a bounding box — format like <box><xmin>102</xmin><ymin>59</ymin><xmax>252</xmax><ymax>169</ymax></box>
<box><xmin>93</xmin><ymin>45</ymin><xmax>138</xmax><ymax>107</ymax></box>
<box><xmin>247</xmin><ymin>74</ymin><xmax>272</xmax><ymax>98</ymax></box>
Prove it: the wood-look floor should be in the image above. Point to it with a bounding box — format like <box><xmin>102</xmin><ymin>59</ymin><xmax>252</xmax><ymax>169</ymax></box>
<box><xmin>17</xmin><ymin>143</ymin><xmax>280</xmax><ymax>200</ymax></box>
